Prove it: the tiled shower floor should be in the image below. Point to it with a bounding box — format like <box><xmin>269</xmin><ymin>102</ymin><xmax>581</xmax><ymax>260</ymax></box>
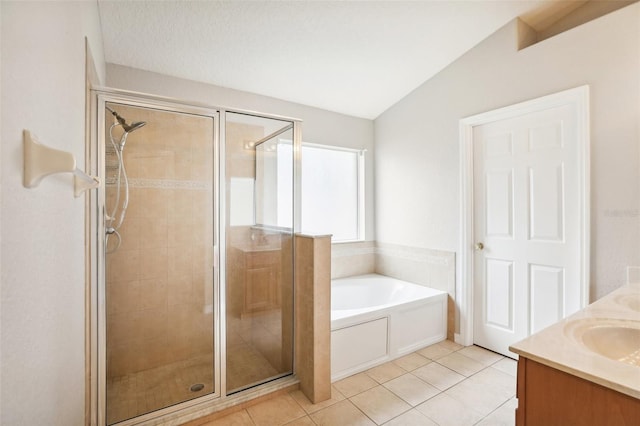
<box><xmin>226</xmin><ymin>311</ymin><xmax>283</xmax><ymax>392</ymax></box>
<box><xmin>201</xmin><ymin>341</ymin><xmax>517</xmax><ymax>426</ymax></box>
<box><xmin>107</xmin><ymin>310</ymin><xmax>284</xmax><ymax>424</ymax></box>
<box><xmin>106</xmin><ymin>343</ymin><xmax>279</xmax><ymax>425</ymax></box>
<box><xmin>106</xmin><ymin>353</ymin><xmax>215</xmax><ymax>425</ymax></box>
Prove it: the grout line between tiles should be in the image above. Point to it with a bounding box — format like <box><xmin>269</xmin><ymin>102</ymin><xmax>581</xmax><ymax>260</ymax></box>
<box><xmin>471</xmin><ymin>396</ymin><xmax>517</xmax><ymax>425</ymax></box>
<box><xmin>210</xmin><ymin>343</ymin><xmax>515</xmax><ymax>426</ymax></box>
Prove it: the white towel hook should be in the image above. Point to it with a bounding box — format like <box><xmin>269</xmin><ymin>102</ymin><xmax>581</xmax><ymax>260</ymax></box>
<box><xmin>23</xmin><ymin>129</ymin><xmax>100</xmax><ymax>197</ymax></box>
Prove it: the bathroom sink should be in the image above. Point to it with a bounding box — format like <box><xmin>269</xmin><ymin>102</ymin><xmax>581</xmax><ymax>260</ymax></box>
<box><xmin>614</xmin><ymin>293</ymin><xmax>640</xmax><ymax>312</ymax></box>
<box><xmin>565</xmin><ymin>319</ymin><xmax>640</xmax><ymax>366</ymax></box>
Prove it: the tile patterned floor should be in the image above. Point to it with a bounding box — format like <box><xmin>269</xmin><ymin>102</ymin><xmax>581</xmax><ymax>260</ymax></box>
<box><xmin>199</xmin><ymin>341</ymin><xmax>517</xmax><ymax>426</ymax></box>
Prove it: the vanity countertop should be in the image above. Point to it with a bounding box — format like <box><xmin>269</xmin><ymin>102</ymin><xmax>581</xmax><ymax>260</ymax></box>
<box><xmin>509</xmin><ymin>283</ymin><xmax>640</xmax><ymax>399</ymax></box>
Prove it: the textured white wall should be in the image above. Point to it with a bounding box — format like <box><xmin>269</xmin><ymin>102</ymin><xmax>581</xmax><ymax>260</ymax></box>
<box><xmin>1</xmin><ymin>1</ymin><xmax>105</xmax><ymax>424</ymax></box>
<box><xmin>107</xmin><ymin>64</ymin><xmax>376</xmax><ymax>241</ymax></box>
<box><xmin>374</xmin><ymin>4</ymin><xmax>640</xmax><ymax>301</ymax></box>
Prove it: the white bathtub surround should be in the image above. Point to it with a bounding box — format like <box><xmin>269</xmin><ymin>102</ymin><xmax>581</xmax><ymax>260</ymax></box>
<box><xmin>331</xmin><ymin>274</ymin><xmax>447</xmax><ymax>381</ymax></box>
<box><xmin>331</xmin><ymin>241</ymin><xmax>456</xmax><ymax>339</ymax></box>
<box><xmin>375</xmin><ymin>242</ymin><xmax>456</xmax><ymax>339</ymax></box>
<box><xmin>331</xmin><ymin>241</ymin><xmax>376</xmax><ymax>279</ymax></box>
<box><xmin>374</xmin><ymin>242</ymin><xmax>455</xmax><ymax>294</ymax></box>
<box><xmin>331</xmin><ymin>242</ymin><xmax>455</xmax><ymax>293</ymax></box>
<box><xmin>627</xmin><ymin>266</ymin><xmax>640</xmax><ymax>284</ymax></box>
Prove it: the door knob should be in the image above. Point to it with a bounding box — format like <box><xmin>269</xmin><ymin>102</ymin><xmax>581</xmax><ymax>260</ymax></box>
<box><xmin>475</xmin><ymin>242</ymin><xmax>484</xmax><ymax>251</ymax></box>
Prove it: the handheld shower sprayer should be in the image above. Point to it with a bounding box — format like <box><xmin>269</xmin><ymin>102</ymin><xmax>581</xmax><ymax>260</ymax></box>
<box><xmin>105</xmin><ymin>104</ymin><xmax>147</xmax><ymax>253</ymax></box>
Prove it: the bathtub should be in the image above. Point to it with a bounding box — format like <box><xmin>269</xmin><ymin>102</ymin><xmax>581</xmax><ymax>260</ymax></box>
<box><xmin>331</xmin><ymin>274</ymin><xmax>447</xmax><ymax>381</ymax></box>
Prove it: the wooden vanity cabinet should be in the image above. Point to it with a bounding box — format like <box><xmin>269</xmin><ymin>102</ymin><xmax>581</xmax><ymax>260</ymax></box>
<box><xmin>240</xmin><ymin>248</ymin><xmax>281</xmax><ymax>316</ymax></box>
<box><xmin>516</xmin><ymin>357</ymin><xmax>640</xmax><ymax>425</ymax></box>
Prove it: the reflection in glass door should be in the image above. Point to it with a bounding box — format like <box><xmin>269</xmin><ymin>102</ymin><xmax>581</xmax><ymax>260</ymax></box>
<box><xmin>225</xmin><ymin>112</ymin><xmax>294</xmax><ymax>393</ymax></box>
<box><xmin>103</xmin><ymin>103</ymin><xmax>216</xmax><ymax>424</ymax></box>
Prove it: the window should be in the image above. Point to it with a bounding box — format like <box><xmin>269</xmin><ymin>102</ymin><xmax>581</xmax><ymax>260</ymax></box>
<box><xmin>300</xmin><ymin>143</ymin><xmax>364</xmax><ymax>242</ymax></box>
<box><xmin>259</xmin><ymin>141</ymin><xmax>365</xmax><ymax>242</ymax></box>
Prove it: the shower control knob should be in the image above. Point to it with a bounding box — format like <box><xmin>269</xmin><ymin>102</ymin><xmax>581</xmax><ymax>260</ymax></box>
<box><xmin>475</xmin><ymin>242</ymin><xmax>484</xmax><ymax>251</ymax></box>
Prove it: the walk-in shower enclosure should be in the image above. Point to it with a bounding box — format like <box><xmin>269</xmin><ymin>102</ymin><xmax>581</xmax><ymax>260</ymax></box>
<box><xmin>89</xmin><ymin>90</ymin><xmax>301</xmax><ymax>425</ymax></box>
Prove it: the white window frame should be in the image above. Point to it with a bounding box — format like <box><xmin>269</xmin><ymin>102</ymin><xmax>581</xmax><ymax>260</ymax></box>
<box><xmin>301</xmin><ymin>142</ymin><xmax>365</xmax><ymax>243</ymax></box>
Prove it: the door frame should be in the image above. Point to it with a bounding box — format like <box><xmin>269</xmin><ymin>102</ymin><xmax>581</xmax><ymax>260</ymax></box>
<box><xmin>456</xmin><ymin>86</ymin><xmax>590</xmax><ymax>347</ymax></box>
<box><xmin>92</xmin><ymin>90</ymin><xmax>223</xmax><ymax>425</ymax></box>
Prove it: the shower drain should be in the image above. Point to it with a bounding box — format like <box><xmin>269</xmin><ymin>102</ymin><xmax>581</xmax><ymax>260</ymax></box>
<box><xmin>189</xmin><ymin>383</ymin><xmax>205</xmax><ymax>392</ymax></box>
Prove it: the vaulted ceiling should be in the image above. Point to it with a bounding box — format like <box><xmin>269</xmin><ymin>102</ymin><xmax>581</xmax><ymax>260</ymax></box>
<box><xmin>98</xmin><ymin>1</ymin><xmax>588</xmax><ymax>119</ymax></box>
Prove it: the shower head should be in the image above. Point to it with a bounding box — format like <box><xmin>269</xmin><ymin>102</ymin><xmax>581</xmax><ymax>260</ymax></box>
<box><xmin>106</xmin><ymin>106</ymin><xmax>146</xmax><ymax>134</ymax></box>
<box><xmin>106</xmin><ymin>105</ymin><xmax>146</xmax><ymax>151</ymax></box>
<box><xmin>123</xmin><ymin>121</ymin><xmax>146</xmax><ymax>133</ymax></box>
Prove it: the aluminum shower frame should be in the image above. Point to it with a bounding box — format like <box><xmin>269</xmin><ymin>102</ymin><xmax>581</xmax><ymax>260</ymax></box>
<box><xmin>88</xmin><ymin>87</ymin><xmax>302</xmax><ymax>426</ymax></box>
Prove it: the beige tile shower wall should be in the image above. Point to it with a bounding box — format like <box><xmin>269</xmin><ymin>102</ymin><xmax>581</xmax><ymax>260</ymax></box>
<box><xmin>105</xmin><ymin>106</ymin><xmax>215</xmax><ymax>378</ymax></box>
<box><xmin>375</xmin><ymin>242</ymin><xmax>456</xmax><ymax>340</ymax></box>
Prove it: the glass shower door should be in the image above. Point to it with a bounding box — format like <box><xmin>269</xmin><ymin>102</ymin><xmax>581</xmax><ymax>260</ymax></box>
<box><xmin>103</xmin><ymin>103</ymin><xmax>216</xmax><ymax>424</ymax></box>
<box><xmin>224</xmin><ymin>112</ymin><xmax>294</xmax><ymax>393</ymax></box>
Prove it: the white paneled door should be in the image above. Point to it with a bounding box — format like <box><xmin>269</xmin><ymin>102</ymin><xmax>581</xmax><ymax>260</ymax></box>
<box><xmin>472</xmin><ymin>100</ymin><xmax>586</xmax><ymax>358</ymax></box>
